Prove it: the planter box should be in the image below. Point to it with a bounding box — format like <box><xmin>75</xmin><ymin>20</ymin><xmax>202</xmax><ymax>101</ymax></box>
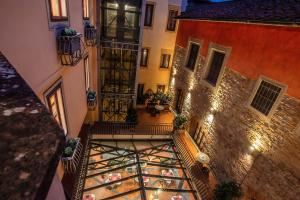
<box><xmin>61</xmin><ymin>138</ymin><xmax>82</xmax><ymax>174</ymax></box>
<box><xmin>84</xmin><ymin>27</ymin><xmax>97</xmax><ymax>46</ymax></box>
<box><xmin>57</xmin><ymin>34</ymin><xmax>81</xmax><ymax>54</ymax></box>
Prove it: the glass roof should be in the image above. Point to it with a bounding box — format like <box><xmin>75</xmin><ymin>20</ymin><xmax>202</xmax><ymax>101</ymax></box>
<box><xmin>81</xmin><ymin>140</ymin><xmax>199</xmax><ymax>200</ymax></box>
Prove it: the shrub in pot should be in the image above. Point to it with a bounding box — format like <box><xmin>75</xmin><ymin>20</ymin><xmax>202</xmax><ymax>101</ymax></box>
<box><xmin>173</xmin><ymin>114</ymin><xmax>188</xmax><ymax>130</ymax></box>
<box><xmin>62</xmin><ymin>138</ymin><xmax>78</xmax><ymax>158</ymax></box>
<box><xmin>214</xmin><ymin>181</ymin><xmax>242</xmax><ymax>200</ymax></box>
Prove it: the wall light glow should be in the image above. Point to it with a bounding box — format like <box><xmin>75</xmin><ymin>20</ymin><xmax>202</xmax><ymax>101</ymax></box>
<box><xmin>173</xmin><ymin>68</ymin><xmax>177</xmax><ymax>76</ymax></box>
<box><xmin>207</xmin><ymin>114</ymin><xmax>214</xmax><ymax>124</ymax></box>
<box><xmin>250</xmin><ymin>138</ymin><xmax>263</xmax><ymax>152</ymax></box>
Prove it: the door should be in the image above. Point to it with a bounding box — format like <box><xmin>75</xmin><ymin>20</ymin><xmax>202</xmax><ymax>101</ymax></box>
<box><xmin>175</xmin><ymin>88</ymin><xmax>184</xmax><ymax>113</ymax></box>
<box><xmin>137</xmin><ymin>84</ymin><xmax>145</xmax><ymax>104</ymax></box>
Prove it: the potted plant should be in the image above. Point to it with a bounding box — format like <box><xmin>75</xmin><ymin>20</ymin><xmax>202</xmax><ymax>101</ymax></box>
<box><xmin>61</xmin><ymin>138</ymin><xmax>82</xmax><ymax>173</ymax></box>
<box><xmin>159</xmin><ymin>93</ymin><xmax>172</xmax><ymax>110</ymax></box>
<box><xmin>214</xmin><ymin>181</ymin><xmax>242</xmax><ymax>200</ymax></box>
<box><xmin>173</xmin><ymin>114</ymin><xmax>188</xmax><ymax>130</ymax></box>
<box><xmin>58</xmin><ymin>28</ymin><xmax>81</xmax><ymax>55</ymax></box>
<box><xmin>87</xmin><ymin>88</ymin><xmax>97</xmax><ymax>110</ymax></box>
<box><xmin>125</xmin><ymin>105</ymin><xmax>138</xmax><ymax>124</ymax></box>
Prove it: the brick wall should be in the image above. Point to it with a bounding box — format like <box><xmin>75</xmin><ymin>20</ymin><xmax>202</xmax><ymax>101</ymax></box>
<box><xmin>170</xmin><ymin>45</ymin><xmax>300</xmax><ymax>200</ymax></box>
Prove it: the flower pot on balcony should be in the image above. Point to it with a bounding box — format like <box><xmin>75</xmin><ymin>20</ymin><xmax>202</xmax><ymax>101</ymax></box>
<box><xmin>87</xmin><ymin>89</ymin><xmax>97</xmax><ymax>111</ymax></box>
<box><xmin>84</xmin><ymin>24</ymin><xmax>97</xmax><ymax>46</ymax></box>
<box><xmin>61</xmin><ymin>138</ymin><xmax>82</xmax><ymax>173</ymax></box>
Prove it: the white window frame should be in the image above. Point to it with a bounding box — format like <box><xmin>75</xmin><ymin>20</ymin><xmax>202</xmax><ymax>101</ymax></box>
<box><xmin>247</xmin><ymin>75</ymin><xmax>287</xmax><ymax>120</ymax></box>
<box><xmin>202</xmin><ymin>43</ymin><xmax>231</xmax><ymax>89</ymax></box>
<box><xmin>44</xmin><ymin>78</ymin><xmax>69</xmax><ymax>135</ymax></box>
<box><xmin>183</xmin><ymin>37</ymin><xmax>203</xmax><ymax>73</ymax></box>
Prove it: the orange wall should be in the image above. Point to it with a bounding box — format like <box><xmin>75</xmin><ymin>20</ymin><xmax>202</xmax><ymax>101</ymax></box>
<box><xmin>176</xmin><ymin>20</ymin><xmax>300</xmax><ymax>99</ymax></box>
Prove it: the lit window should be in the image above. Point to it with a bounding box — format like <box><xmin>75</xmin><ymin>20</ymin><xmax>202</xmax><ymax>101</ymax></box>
<box><xmin>83</xmin><ymin>0</ymin><xmax>89</xmax><ymax>20</ymax></box>
<box><xmin>144</xmin><ymin>3</ymin><xmax>154</xmax><ymax>27</ymax></box>
<box><xmin>160</xmin><ymin>54</ymin><xmax>171</xmax><ymax>68</ymax></box>
<box><xmin>250</xmin><ymin>79</ymin><xmax>284</xmax><ymax>116</ymax></box>
<box><xmin>185</xmin><ymin>43</ymin><xmax>200</xmax><ymax>71</ymax></box>
<box><xmin>45</xmin><ymin>82</ymin><xmax>68</xmax><ymax>135</ymax></box>
<box><xmin>49</xmin><ymin>0</ymin><xmax>68</xmax><ymax>21</ymax></box>
<box><xmin>166</xmin><ymin>9</ymin><xmax>178</xmax><ymax>31</ymax></box>
<box><xmin>140</xmin><ymin>48</ymin><xmax>149</xmax><ymax>67</ymax></box>
<box><xmin>205</xmin><ymin>50</ymin><xmax>225</xmax><ymax>86</ymax></box>
<box><xmin>84</xmin><ymin>56</ymin><xmax>90</xmax><ymax>91</ymax></box>
<box><xmin>157</xmin><ymin>85</ymin><xmax>166</xmax><ymax>93</ymax></box>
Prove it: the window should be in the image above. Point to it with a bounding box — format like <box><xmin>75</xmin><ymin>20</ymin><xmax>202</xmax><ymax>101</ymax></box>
<box><xmin>185</xmin><ymin>43</ymin><xmax>200</xmax><ymax>71</ymax></box>
<box><xmin>49</xmin><ymin>0</ymin><xmax>68</xmax><ymax>21</ymax></box>
<box><xmin>144</xmin><ymin>3</ymin><xmax>154</xmax><ymax>27</ymax></box>
<box><xmin>82</xmin><ymin>0</ymin><xmax>89</xmax><ymax>20</ymax></box>
<box><xmin>205</xmin><ymin>50</ymin><xmax>225</xmax><ymax>86</ymax></box>
<box><xmin>157</xmin><ymin>85</ymin><xmax>166</xmax><ymax>93</ymax></box>
<box><xmin>84</xmin><ymin>56</ymin><xmax>90</xmax><ymax>91</ymax></box>
<box><xmin>250</xmin><ymin>79</ymin><xmax>285</xmax><ymax>116</ymax></box>
<box><xmin>160</xmin><ymin>54</ymin><xmax>171</xmax><ymax>68</ymax></box>
<box><xmin>166</xmin><ymin>9</ymin><xmax>178</xmax><ymax>31</ymax></box>
<box><xmin>45</xmin><ymin>81</ymin><xmax>68</xmax><ymax>135</ymax></box>
<box><xmin>140</xmin><ymin>48</ymin><xmax>149</xmax><ymax>67</ymax></box>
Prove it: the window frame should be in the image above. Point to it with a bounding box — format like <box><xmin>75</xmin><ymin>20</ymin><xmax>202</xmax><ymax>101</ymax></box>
<box><xmin>184</xmin><ymin>38</ymin><xmax>202</xmax><ymax>73</ymax></box>
<box><xmin>247</xmin><ymin>76</ymin><xmax>287</xmax><ymax>119</ymax></box>
<box><xmin>144</xmin><ymin>2</ymin><xmax>155</xmax><ymax>28</ymax></box>
<box><xmin>160</xmin><ymin>53</ymin><xmax>171</xmax><ymax>69</ymax></box>
<box><xmin>166</xmin><ymin>6</ymin><xmax>179</xmax><ymax>32</ymax></box>
<box><xmin>84</xmin><ymin>56</ymin><xmax>90</xmax><ymax>91</ymax></box>
<box><xmin>157</xmin><ymin>84</ymin><xmax>166</xmax><ymax>93</ymax></box>
<box><xmin>48</xmin><ymin>0</ymin><xmax>69</xmax><ymax>22</ymax></box>
<box><xmin>202</xmin><ymin>43</ymin><xmax>231</xmax><ymax>88</ymax></box>
<box><xmin>44</xmin><ymin>79</ymin><xmax>69</xmax><ymax>135</ymax></box>
<box><xmin>140</xmin><ymin>47</ymin><xmax>150</xmax><ymax>67</ymax></box>
<box><xmin>82</xmin><ymin>0</ymin><xmax>90</xmax><ymax>20</ymax></box>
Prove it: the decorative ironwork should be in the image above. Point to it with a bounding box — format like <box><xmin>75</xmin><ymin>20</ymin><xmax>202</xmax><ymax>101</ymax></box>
<box><xmin>57</xmin><ymin>33</ymin><xmax>86</xmax><ymax>66</ymax></box>
<box><xmin>73</xmin><ymin>140</ymin><xmax>200</xmax><ymax>200</ymax></box>
<box><xmin>61</xmin><ymin>138</ymin><xmax>83</xmax><ymax>173</ymax></box>
<box><xmin>84</xmin><ymin>27</ymin><xmax>97</xmax><ymax>46</ymax></box>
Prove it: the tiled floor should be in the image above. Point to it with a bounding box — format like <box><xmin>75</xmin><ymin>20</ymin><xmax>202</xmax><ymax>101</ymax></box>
<box><xmin>136</xmin><ymin>105</ymin><xmax>174</xmax><ymax>124</ymax></box>
<box><xmin>82</xmin><ymin>141</ymin><xmax>198</xmax><ymax>200</ymax></box>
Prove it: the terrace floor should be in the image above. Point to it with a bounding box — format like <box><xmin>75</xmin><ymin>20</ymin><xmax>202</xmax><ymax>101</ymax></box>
<box><xmin>81</xmin><ymin>140</ymin><xmax>199</xmax><ymax>200</ymax></box>
<box><xmin>136</xmin><ymin>105</ymin><xmax>174</xmax><ymax>124</ymax></box>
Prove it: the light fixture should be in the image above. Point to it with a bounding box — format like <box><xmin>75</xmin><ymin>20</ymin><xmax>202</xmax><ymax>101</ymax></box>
<box><xmin>207</xmin><ymin>114</ymin><xmax>214</xmax><ymax>124</ymax></box>
<box><xmin>249</xmin><ymin>138</ymin><xmax>262</xmax><ymax>153</ymax></box>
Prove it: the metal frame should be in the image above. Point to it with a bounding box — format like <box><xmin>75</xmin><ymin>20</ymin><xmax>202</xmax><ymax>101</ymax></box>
<box><xmin>78</xmin><ymin>139</ymin><xmax>199</xmax><ymax>200</ymax></box>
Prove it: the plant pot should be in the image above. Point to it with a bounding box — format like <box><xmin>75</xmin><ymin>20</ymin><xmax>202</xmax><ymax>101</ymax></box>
<box><xmin>61</xmin><ymin>138</ymin><xmax>82</xmax><ymax>173</ymax></box>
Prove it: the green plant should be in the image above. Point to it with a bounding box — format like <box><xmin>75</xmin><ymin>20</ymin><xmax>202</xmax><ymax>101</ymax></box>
<box><xmin>67</xmin><ymin>138</ymin><xmax>77</xmax><ymax>149</ymax></box>
<box><xmin>64</xmin><ymin>147</ymin><xmax>74</xmax><ymax>157</ymax></box>
<box><xmin>61</xmin><ymin>28</ymin><xmax>77</xmax><ymax>36</ymax></box>
<box><xmin>214</xmin><ymin>181</ymin><xmax>242</xmax><ymax>200</ymax></box>
<box><xmin>87</xmin><ymin>89</ymin><xmax>96</xmax><ymax>101</ymax></box>
<box><xmin>173</xmin><ymin>114</ymin><xmax>188</xmax><ymax>130</ymax></box>
<box><xmin>85</xmin><ymin>22</ymin><xmax>95</xmax><ymax>28</ymax></box>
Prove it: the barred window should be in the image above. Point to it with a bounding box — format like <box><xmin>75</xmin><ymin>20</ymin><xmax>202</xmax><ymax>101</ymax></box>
<box><xmin>250</xmin><ymin>80</ymin><xmax>282</xmax><ymax>116</ymax></box>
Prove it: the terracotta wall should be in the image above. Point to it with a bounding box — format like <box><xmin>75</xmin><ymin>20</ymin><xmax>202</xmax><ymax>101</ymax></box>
<box><xmin>176</xmin><ymin>20</ymin><xmax>300</xmax><ymax>99</ymax></box>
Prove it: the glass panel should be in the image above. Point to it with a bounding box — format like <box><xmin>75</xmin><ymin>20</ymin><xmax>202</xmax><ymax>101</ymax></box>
<box><xmin>83</xmin><ymin>0</ymin><xmax>89</xmax><ymax>18</ymax></box>
<box><xmin>167</xmin><ymin>10</ymin><xmax>178</xmax><ymax>31</ymax></box>
<box><xmin>49</xmin><ymin>95</ymin><xmax>60</xmax><ymax>123</ymax></box>
<box><xmin>186</xmin><ymin>43</ymin><xmax>199</xmax><ymax>71</ymax></box>
<box><xmin>141</xmin><ymin>48</ymin><xmax>148</xmax><ymax>66</ymax></box>
<box><xmin>144</xmin><ymin>4</ymin><xmax>154</xmax><ymax>26</ymax></box>
<box><xmin>56</xmin><ymin>88</ymin><xmax>67</xmax><ymax>135</ymax></box>
<box><xmin>84</xmin><ymin>57</ymin><xmax>90</xmax><ymax>91</ymax></box>
<box><xmin>60</xmin><ymin>0</ymin><xmax>67</xmax><ymax>17</ymax></box>
<box><xmin>206</xmin><ymin>51</ymin><xmax>225</xmax><ymax>86</ymax></box>
<box><xmin>50</xmin><ymin>0</ymin><xmax>60</xmax><ymax>16</ymax></box>
<box><xmin>160</xmin><ymin>54</ymin><xmax>171</xmax><ymax>68</ymax></box>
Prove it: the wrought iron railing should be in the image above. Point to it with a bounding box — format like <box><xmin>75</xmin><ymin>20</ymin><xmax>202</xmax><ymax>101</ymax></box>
<box><xmin>89</xmin><ymin>122</ymin><xmax>174</xmax><ymax>135</ymax></box>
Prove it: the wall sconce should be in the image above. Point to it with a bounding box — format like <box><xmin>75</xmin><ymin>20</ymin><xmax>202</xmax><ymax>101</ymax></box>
<box><xmin>207</xmin><ymin>114</ymin><xmax>214</xmax><ymax>124</ymax></box>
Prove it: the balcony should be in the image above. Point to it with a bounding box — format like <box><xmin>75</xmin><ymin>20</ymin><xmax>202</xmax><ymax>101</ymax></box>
<box><xmin>57</xmin><ymin>28</ymin><xmax>86</xmax><ymax>66</ymax></box>
<box><xmin>84</xmin><ymin>26</ymin><xmax>97</xmax><ymax>46</ymax></box>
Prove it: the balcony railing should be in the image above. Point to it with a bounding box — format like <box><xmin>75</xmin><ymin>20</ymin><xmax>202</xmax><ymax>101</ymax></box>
<box><xmin>89</xmin><ymin>122</ymin><xmax>174</xmax><ymax>135</ymax></box>
<box><xmin>57</xmin><ymin>33</ymin><xmax>86</xmax><ymax>66</ymax></box>
<box><xmin>84</xmin><ymin>27</ymin><xmax>97</xmax><ymax>46</ymax></box>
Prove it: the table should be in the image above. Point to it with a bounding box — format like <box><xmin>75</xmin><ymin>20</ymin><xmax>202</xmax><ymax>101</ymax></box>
<box><xmin>106</xmin><ymin>173</ymin><xmax>122</xmax><ymax>188</ymax></box>
<box><xmin>161</xmin><ymin>169</ymin><xmax>174</xmax><ymax>185</ymax></box>
<box><xmin>196</xmin><ymin>152</ymin><xmax>210</xmax><ymax>164</ymax></box>
<box><xmin>155</xmin><ymin>105</ymin><xmax>164</xmax><ymax>111</ymax></box>
<box><xmin>82</xmin><ymin>194</ymin><xmax>95</xmax><ymax>200</ymax></box>
<box><xmin>134</xmin><ymin>171</ymin><xmax>150</xmax><ymax>185</ymax></box>
<box><xmin>171</xmin><ymin>195</ymin><xmax>183</xmax><ymax>200</ymax></box>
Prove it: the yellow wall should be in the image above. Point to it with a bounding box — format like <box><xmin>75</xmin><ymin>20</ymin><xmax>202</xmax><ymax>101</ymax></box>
<box><xmin>138</xmin><ymin>0</ymin><xmax>181</xmax><ymax>93</ymax></box>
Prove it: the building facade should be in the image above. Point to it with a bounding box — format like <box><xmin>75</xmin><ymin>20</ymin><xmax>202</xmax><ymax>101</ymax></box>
<box><xmin>170</xmin><ymin>1</ymin><xmax>300</xmax><ymax>199</ymax></box>
<box><xmin>137</xmin><ymin>0</ymin><xmax>181</xmax><ymax>102</ymax></box>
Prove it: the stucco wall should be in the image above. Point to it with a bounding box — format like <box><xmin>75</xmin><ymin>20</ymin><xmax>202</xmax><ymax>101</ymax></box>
<box><xmin>176</xmin><ymin>20</ymin><xmax>300</xmax><ymax>99</ymax></box>
<box><xmin>0</xmin><ymin>0</ymin><xmax>96</xmax><ymax>138</ymax></box>
<box><xmin>138</xmin><ymin>0</ymin><xmax>181</xmax><ymax>93</ymax></box>
<box><xmin>170</xmin><ymin>45</ymin><xmax>300</xmax><ymax>200</ymax></box>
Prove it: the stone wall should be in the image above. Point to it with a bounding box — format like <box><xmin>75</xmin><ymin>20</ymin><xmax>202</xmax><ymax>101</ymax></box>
<box><xmin>170</xmin><ymin>45</ymin><xmax>300</xmax><ymax>200</ymax></box>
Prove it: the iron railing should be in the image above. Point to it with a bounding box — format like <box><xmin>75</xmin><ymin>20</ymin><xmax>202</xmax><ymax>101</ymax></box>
<box><xmin>89</xmin><ymin>122</ymin><xmax>174</xmax><ymax>135</ymax></box>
